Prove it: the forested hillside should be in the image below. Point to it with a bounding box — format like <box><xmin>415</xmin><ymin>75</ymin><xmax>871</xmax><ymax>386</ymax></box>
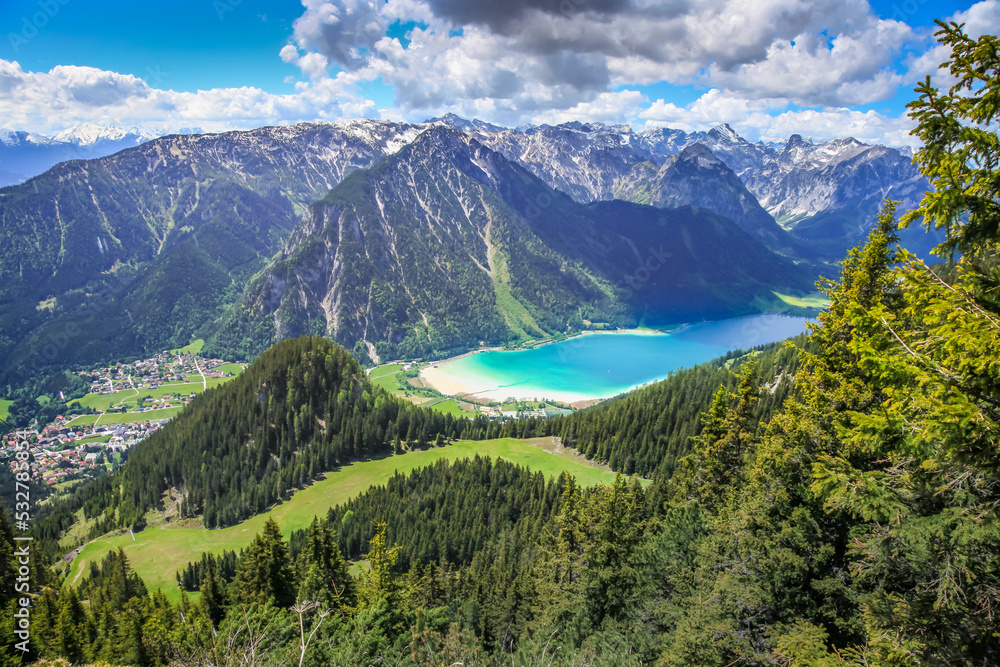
<box><xmin>32</xmin><ymin>336</ymin><xmax>487</xmax><ymax>548</ymax></box>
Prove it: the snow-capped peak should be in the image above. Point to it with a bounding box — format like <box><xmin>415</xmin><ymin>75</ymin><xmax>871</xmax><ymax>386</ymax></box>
<box><xmin>52</xmin><ymin>122</ymin><xmax>158</xmax><ymax>146</ymax></box>
<box><xmin>707</xmin><ymin>123</ymin><xmax>743</xmax><ymax>144</ymax></box>
<box><xmin>424</xmin><ymin>113</ymin><xmax>506</xmax><ymax>133</ymax></box>
<box><xmin>0</xmin><ymin>129</ymin><xmax>58</xmax><ymax>146</ymax></box>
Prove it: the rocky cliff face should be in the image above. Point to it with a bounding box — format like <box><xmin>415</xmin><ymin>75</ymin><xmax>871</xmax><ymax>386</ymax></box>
<box><xmin>213</xmin><ymin>128</ymin><xmax>808</xmax><ymax>363</ymax></box>
<box><xmin>429</xmin><ymin>116</ymin><xmax>932</xmax><ymax>257</ymax></box>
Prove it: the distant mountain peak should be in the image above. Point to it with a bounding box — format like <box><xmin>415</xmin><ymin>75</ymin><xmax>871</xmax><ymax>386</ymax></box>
<box><xmin>784</xmin><ymin>134</ymin><xmax>812</xmax><ymax>150</ymax></box>
<box><xmin>678</xmin><ymin>142</ymin><xmax>723</xmax><ymax>167</ymax></box>
<box><xmin>52</xmin><ymin>122</ymin><xmax>158</xmax><ymax>146</ymax></box>
<box><xmin>706</xmin><ymin>123</ymin><xmax>744</xmax><ymax>144</ymax></box>
<box><xmin>0</xmin><ymin>129</ymin><xmax>57</xmax><ymax>147</ymax></box>
<box><xmin>424</xmin><ymin>113</ymin><xmax>506</xmax><ymax>133</ymax></box>
<box><xmin>826</xmin><ymin>136</ymin><xmax>864</xmax><ymax>149</ymax></box>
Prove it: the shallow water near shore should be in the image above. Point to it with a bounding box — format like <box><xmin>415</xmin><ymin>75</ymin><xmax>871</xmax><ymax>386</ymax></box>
<box><xmin>425</xmin><ymin>313</ymin><xmax>811</xmax><ymax>403</ymax></box>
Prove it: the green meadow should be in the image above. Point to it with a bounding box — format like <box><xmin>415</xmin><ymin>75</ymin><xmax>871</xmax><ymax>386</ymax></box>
<box><xmin>773</xmin><ymin>291</ymin><xmax>830</xmax><ymax>309</ymax></box>
<box><xmin>171</xmin><ymin>339</ymin><xmax>205</xmax><ymax>355</ymax></box>
<box><xmin>66</xmin><ymin>438</ymin><xmax>619</xmax><ymax>600</ymax></box>
<box><xmin>211</xmin><ymin>363</ymin><xmax>245</xmax><ymax>374</ymax></box>
<box><xmin>421</xmin><ymin>398</ymin><xmax>475</xmax><ymax>417</ymax></box>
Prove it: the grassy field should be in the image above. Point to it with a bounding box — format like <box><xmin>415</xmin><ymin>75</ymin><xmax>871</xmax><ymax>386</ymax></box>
<box><xmin>369</xmin><ymin>364</ymin><xmax>403</xmax><ymax>381</ymax></box>
<box><xmin>66</xmin><ymin>407</ymin><xmax>183</xmax><ymax>427</ymax></box>
<box><xmin>68</xmin><ymin>391</ymin><xmax>131</xmax><ymax>412</ymax></box>
<box><xmin>774</xmin><ymin>291</ymin><xmax>830</xmax><ymax>309</ymax></box>
<box><xmin>171</xmin><ymin>339</ymin><xmax>205</xmax><ymax>355</ymax></box>
<box><xmin>211</xmin><ymin>363</ymin><xmax>245</xmax><ymax>374</ymax></box>
<box><xmin>0</xmin><ymin>398</ymin><xmax>12</xmax><ymax>422</ymax></box>
<box><xmin>66</xmin><ymin>438</ymin><xmax>620</xmax><ymax>601</ymax></box>
<box><xmin>52</xmin><ymin>480</ymin><xmax>85</xmax><ymax>494</ymax></box>
<box><xmin>74</xmin><ymin>435</ymin><xmax>112</xmax><ymax>445</ymax></box>
<box><xmin>422</xmin><ymin>399</ymin><xmax>476</xmax><ymax>418</ymax></box>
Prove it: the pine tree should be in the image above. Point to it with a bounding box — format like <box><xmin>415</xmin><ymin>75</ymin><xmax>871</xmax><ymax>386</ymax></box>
<box><xmin>31</xmin><ymin>587</ymin><xmax>60</xmax><ymax>658</ymax></box>
<box><xmin>199</xmin><ymin>553</ymin><xmax>227</xmax><ymax>625</ymax></box>
<box><xmin>773</xmin><ymin>23</ymin><xmax>1000</xmax><ymax>662</ymax></box>
<box><xmin>233</xmin><ymin>518</ymin><xmax>297</xmax><ymax>608</ymax></box>
<box><xmin>669</xmin><ymin>356</ymin><xmax>762</xmax><ymax>511</ymax></box>
<box><xmin>584</xmin><ymin>475</ymin><xmax>649</xmax><ymax>629</ymax></box>
<box><xmin>531</xmin><ymin>474</ymin><xmax>588</xmax><ymax>642</ymax></box>
<box><xmin>296</xmin><ymin>516</ymin><xmax>355</xmax><ymax>608</ymax></box>
<box><xmin>56</xmin><ymin>588</ymin><xmax>85</xmax><ymax>664</ymax></box>
<box><xmin>358</xmin><ymin>519</ymin><xmax>403</xmax><ymax>608</ymax></box>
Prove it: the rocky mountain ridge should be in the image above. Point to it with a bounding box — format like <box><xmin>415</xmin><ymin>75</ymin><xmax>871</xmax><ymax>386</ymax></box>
<box><xmin>3</xmin><ymin>116</ymin><xmax>931</xmax><ymax>256</ymax></box>
<box><xmin>441</xmin><ymin>117</ymin><xmax>932</xmax><ymax>255</ymax></box>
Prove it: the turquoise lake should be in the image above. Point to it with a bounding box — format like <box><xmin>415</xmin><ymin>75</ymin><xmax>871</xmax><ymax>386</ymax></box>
<box><xmin>424</xmin><ymin>313</ymin><xmax>812</xmax><ymax>403</ymax></box>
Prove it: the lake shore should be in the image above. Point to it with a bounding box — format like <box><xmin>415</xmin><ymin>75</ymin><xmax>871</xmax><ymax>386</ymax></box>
<box><xmin>418</xmin><ymin>328</ymin><xmax>668</xmax><ymax>402</ymax></box>
<box><xmin>417</xmin><ymin>315</ymin><xmax>811</xmax><ymax>404</ymax></box>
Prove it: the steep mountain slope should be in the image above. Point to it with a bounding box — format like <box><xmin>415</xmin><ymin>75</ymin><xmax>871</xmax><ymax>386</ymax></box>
<box><xmin>0</xmin><ymin>120</ymin><xmax>426</xmax><ymax>385</ymax></box>
<box><xmin>211</xmin><ymin>127</ymin><xmax>810</xmax><ymax>363</ymax></box>
<box><xmin>616</xmin><ymin>144</ymin><xmax>808</xmax><ymax>256</ymax></box>
<box><xmin>745</xmin><ymin>135</ymin><xmax>935</xmax><ymax>255</ymax></box>
<box><xmin>436</xmin><ymin>116</ymin><xmax>931</xmax><ymax>258</ymax></box>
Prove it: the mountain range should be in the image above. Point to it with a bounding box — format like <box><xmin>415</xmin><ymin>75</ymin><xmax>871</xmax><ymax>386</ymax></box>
<box><xmin>0</xmin><ymin>124</ymin><xmax>170</xmax><ymax>187</ymax></box>
<box><xmin>454</xmin><ymin>118</ymin><xmax>933</xmax><ymax>257</ymax></box>
<box><xmin>0</xmin><ymin>116</ymin><xmax>935</xmax><ymax>384</ymax></box>
<box><xmin>211</xmin><ymin>127</ymin><xmax>807</xmax><ymax>364</ymax></box>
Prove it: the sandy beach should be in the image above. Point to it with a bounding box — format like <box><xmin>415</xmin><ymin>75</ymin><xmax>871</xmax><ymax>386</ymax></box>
<box><xmin>419</xmin><ymin>363</ymin><xmax>481</xmax><ymax>397</ymax></box>
<box><xmin>421</xmin><ymin>358</ymin><xmax>597</xmax><ymax>404</ymax></box>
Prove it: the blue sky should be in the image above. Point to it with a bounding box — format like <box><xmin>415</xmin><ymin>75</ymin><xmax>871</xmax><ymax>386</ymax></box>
<box><xmin>0</xmin><ymin>0</ymin><xmax>992</xmax><ymax>145</ymax></box>
<box><xmin>0</xmin><ymin>0</ymin><xmax>304</xmax><ymax>93</ymax></box>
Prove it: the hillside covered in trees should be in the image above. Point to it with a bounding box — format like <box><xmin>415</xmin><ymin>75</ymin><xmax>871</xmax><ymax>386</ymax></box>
<box><xmin>0</xmin><ymin>21</ymin><xmax>998</xmax><ymax>667</ymax></box>
<box><xmin>491</xmin><ymin>340</ymin><xmax>804</xmax><ymax>477</ymax></box>
<box><xmin>31</xmin><ymin>335</ymin><xmax>492</xmax><ymax>545</ymax></box>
